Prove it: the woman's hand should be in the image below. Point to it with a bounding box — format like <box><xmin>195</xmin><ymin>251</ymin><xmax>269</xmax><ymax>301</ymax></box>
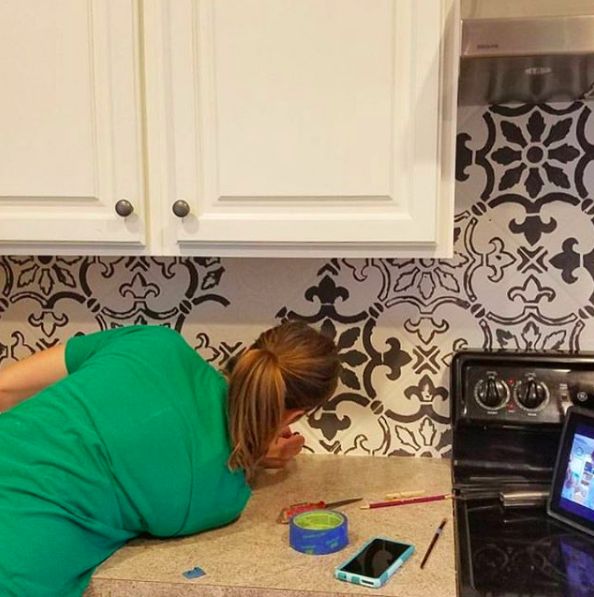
<box><xmin>260</xmin><ymin>426</ymin><xmax>305</xmax><ymax>469</ymax></box>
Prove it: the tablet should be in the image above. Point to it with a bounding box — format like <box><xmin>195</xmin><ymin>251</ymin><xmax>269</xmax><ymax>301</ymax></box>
<box><xmin>548</xmin><ymin>407</ymin><xmax>594</xmax><ymax>536</ymax></box>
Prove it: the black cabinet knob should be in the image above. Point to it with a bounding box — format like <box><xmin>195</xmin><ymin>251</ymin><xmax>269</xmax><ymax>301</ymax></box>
<box><xmin>115</xmin><ymin>199</ymin><xmax>134</xmax><ymax>217</ymax></box>
<box><xmin>172</xmin><ymin>200</ymin><xmax>191</xmax><ymax>218</ymax></box>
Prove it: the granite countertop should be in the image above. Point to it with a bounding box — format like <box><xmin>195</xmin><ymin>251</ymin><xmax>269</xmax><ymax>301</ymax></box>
<box><xmin>86</xmin><ymin>455</ymin><xmax>455</xmax><ymax>597</ymax></box>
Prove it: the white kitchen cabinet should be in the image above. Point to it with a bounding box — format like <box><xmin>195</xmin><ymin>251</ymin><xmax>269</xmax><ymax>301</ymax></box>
<box><xmin>0</xmin><ymin>0</ymin><xmax>147</xmax><ymax>255</ymax></box>
<box><xmin>145</xmin><ymin>0</ymin><xmax>460</xmax><ymax>257</ymax></box>
<box><xmin>0</xmin><ymin>0</ymin><xmax>459</xmax><ymax>258</ymax></box>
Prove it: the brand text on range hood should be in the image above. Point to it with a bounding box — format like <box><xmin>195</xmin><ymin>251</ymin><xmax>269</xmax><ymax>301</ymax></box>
<box><xmin>460</xmin><ymin>12</ymin><xmax>594</xmax><ymax>105</ymax></box>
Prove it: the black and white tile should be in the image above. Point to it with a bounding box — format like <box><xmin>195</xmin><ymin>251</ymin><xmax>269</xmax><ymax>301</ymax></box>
<box><xmin>1</xmin><ymin>102</ymin><xmax>594</xmax><ymax>457</ymax></box>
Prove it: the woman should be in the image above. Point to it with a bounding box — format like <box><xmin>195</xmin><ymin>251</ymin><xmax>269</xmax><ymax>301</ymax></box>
<box><xmin>0</xmin><ymin>320</ymin><xmax>339</xmax><ymax>596</ymax></box>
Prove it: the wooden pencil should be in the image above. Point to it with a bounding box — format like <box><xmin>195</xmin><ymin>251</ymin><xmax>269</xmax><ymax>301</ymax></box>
<box><xmin>361</xmin><ymin>493</ymin><xmax>452</xmax><ymax>509</ymax></box>
<box><xmin>385</xmin><ymin>489</ymin><xmax>425</xmax><ymax>500</ymax></box>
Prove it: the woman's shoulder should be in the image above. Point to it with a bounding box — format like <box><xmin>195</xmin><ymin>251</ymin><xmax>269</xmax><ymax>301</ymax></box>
<box><xmin>81</xmin><ymin>325</ymin><xmax>195</xmax><ymax>358</ymax></box>
<box><xmin>89</xmin><ymin>325</ymin><xmax>213</xmax><ymax>372</ymax></box>
<box><xmin>121</xmin><ymin>324</ymin><xmax>185</xmax><ymax>342</ymax></box>
<box><xmin>135</xmin><ymin>326</ymin><xmax>211</xmax><ymax>364</ymax></box>
<box><xmin>129</xmin><ymin>325</ymin><xmax>197</xmax><ymax>353</ymax></box>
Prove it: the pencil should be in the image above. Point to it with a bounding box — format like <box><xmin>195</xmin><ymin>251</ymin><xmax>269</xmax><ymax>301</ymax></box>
<box><xmin>420</xmin><ymin>518</ymin><xmax>448</xmax><ymax>569</ymax></box>
<box><xmin>385</xmin><ymin>489</ymin><xmax>425</xmax><ymax>499</ymax></box>
<box><xmin>360</xmin><ymin>493</ymin><xmax>452</xmax><ymax>509</ymax></box>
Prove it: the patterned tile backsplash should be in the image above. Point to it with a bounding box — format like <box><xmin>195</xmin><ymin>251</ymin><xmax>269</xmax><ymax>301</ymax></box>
<box><xmin>1</xmin><ymin>102</ymin><xmax>594</xmax><ymax>458</ymax></box>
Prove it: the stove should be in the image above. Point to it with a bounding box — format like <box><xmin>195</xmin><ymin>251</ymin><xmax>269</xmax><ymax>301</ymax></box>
<box><xmin>451</xmin><ymin>351</ymin><xmax>594</xmax><ymax>597</ymax></box>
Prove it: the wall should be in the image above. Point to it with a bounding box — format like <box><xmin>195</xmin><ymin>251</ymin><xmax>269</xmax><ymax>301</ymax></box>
<box><xmin>1</xmin><ymin>102</ymin><xmax>593</xmax><ymax>457</ymax></box>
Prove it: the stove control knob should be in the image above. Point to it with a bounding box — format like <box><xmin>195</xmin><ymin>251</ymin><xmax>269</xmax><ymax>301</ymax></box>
<box><xmin>514</xmin><ymin>377</ymin><xmax>549</xmax><ymax>411</ymax></box>
<box><xmin>474</xmin><ymin>375</ymin><xmax>509</xmax><ymax>410</ymax></box>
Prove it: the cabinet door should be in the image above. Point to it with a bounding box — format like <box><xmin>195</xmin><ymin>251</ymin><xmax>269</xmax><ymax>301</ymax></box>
<box><xmin>0</xmin><ymin>0</ymin><xmax>146</xmax><ymax>254</ymax></box>
<box><xmin>147</xmin><ymin>0</ymin><xmax>459</xmax><ymax>257</ymax></box>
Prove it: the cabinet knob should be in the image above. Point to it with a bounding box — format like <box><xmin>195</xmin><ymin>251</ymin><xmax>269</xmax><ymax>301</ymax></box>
<box><xmin>172</xmin><ymin>200</ymin><xmax>191</xmax><ymax>218</ymax></box>
<box><xmin>115</xmin><ymin>199</ymin><xmax>134</xmax><ymax>217</ymax></box>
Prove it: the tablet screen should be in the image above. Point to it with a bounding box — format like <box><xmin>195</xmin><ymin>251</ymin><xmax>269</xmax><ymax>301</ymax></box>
<box><xmin>549</xmin><ymin>407</ymin><xmax>594</xmax><ymax>536</ymax></box>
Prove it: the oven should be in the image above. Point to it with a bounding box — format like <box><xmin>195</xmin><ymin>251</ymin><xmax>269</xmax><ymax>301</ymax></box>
<box><xmin>451</xmin><ymin>351</ymin><xmax>594</xmax><ymax>596</ymax></box>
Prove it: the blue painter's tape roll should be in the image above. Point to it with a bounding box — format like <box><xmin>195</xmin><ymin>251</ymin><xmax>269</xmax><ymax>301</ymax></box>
<box><xmin>289</xmin><ymin>510</ymin><xmax>349</xmax><ymax>555</ymax></box>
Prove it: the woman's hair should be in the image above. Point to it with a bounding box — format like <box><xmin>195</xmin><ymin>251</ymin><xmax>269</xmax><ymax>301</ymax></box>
<box><xmin>226</xmin><ymin>320</ymin><xmax>340</xmax><ymax>479</ymax></box>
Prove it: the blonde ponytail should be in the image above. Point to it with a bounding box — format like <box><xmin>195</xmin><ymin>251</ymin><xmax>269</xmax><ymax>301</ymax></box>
<box><xmin>226</xmin><ymin>320</ymin><xmax>339</xmax><ymax>480</ymax></box>
<box><xmin>227</xmin><ymin>348</ymin><xmax>286</xmax><ymax>478</ymax></box>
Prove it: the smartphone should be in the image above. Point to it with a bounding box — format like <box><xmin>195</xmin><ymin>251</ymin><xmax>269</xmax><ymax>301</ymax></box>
<box><xmin>334</xmin><ymin>536</ymin><xmax>415</xmax><ymax>588</ymax></box>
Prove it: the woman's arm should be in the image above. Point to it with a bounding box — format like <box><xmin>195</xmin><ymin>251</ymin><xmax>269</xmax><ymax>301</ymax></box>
<box><xmin>0</xmin><ymin>345</ymin><xmax>67</xmax><ymax>412</ymax></box>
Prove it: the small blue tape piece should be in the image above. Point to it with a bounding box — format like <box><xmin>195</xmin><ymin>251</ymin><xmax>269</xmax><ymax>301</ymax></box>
<box><xmin>289</xmin><ymin>509</ymin><xmax>349</xmax><ymax>555</ymax></box>
<box><xmin>182</xmin><ymin>566</ymin><xmax>206</xmax><ymax>579</ymax></box>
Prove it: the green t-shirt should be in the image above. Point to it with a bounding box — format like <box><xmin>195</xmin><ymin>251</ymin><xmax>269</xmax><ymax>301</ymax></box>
<box><xmin>0</xmin><ymin>325</ymin><xmax>251</xmax><ymax>596</ymax></box>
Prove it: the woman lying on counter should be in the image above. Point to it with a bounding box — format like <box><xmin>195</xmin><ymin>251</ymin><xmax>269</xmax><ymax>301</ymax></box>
<box><xmin>0</xmin><ymin>321</ymin><xmax>340</xmax><ymax>596</ymax></box>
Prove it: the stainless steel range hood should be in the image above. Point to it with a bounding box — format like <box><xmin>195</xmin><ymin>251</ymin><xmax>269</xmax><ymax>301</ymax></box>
<box><xmin>460</xmin><ymin>0</ymin><xmax>594</xmax><ymax>105</ymax></box>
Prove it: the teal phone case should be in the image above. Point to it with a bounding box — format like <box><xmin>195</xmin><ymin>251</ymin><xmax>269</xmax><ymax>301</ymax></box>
<box><xmin>334</xmin><ymin>536</ymin><xmax>415</xmax><ymax>589</ymax></box>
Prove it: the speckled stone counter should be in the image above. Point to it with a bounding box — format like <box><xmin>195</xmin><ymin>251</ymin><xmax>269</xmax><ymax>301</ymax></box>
<box><xmin>86</xmin><ymin>455</ymin><xmax>454</xmax><ymax>597</ymax></box>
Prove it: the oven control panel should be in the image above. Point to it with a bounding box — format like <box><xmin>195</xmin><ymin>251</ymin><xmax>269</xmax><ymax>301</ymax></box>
<box><xmin>455</xmin><ymin>354</ymin><xmax>594</xmax><ymax>425</ymax></box>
